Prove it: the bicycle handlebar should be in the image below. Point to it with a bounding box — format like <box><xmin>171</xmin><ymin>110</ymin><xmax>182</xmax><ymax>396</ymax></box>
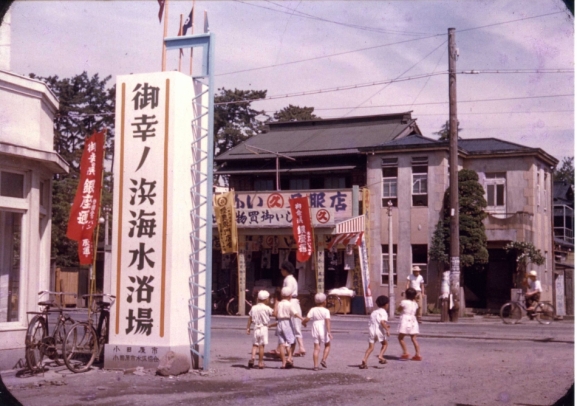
<box><xmin>82</xmin><ymin>293</ymin><xmax>116</xmax><ymax>307</ymax></box>
<box><xmin>38</xmin><ymin>290</ymin><xmax>77</xmax><ymax>298</ymax></box>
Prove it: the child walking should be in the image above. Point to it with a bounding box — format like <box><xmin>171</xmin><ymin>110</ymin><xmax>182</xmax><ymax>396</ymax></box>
<box><xmin>398</xmin><ymin>287</ymin><xmax>422</xmax><ymax>361</ymax></box>
<box><xmin>273</xmin><ymin>286</ymin><xmax>303</xmax><ymax>369</ymax></box>
<box><xmin>360</xmin><ymin>295</ymin><xmax>390</xmax><ymax>369</ymax></box>
<box><xmin>301</xmin><ymin>293</ymin><xmax>332</xmax><ymax>371</ymax></box>
<box><xmin>246</xmin><ymin>290</ymin><xmax>274</xmax><ymax>369</ymax></box>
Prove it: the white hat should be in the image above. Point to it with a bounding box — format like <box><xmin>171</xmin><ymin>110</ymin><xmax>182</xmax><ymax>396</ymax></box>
<box><xmin>257</xmin><ymin>290</ymin><xmax>270</xmax><ymax>301</ymax></box>
<box><xmin>412</xmin><ymin>265</ymin><xmax>421</xmax><ymax>272</ymax></box>
<box><xmin>314</xmin><ymin>293</ymin><xmax>327</xmax><ymax>304</ymax></box>
<box><xmin>281</xmin><ymin>287</ymin><xmax>292</xmax><ymax>297</ymax></box>
<box><xmin>528</xmin><ymin>270</ymin><xmax>538</xmax><ymax>277</ymax></box>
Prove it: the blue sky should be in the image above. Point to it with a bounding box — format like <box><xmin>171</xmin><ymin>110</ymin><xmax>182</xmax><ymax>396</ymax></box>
<box><xmin>9</xmin><ymin>0</ymin><xmax>575</xmax><ymax>160</ymax></box>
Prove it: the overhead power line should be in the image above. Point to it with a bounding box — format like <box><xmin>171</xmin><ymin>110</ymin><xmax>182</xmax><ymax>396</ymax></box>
<box><xmin>214</xmin><ymin>70</ymin><xmax>574</xmax><ymax>106</ymax></box>
<box><xmin>216</xmin><ymin>9</ymin><xmax>566</xmax><ymax>77</ymax></box>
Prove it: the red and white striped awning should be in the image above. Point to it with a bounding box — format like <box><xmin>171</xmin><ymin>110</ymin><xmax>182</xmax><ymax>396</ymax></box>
<box><xmin>327</xmin><ymin>215</ymin><xmax>365</xmax><ymax>249</ymax></box>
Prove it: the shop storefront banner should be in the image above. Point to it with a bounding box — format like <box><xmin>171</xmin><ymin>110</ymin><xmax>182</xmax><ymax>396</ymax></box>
<box><xmin>66</xmin><ymin>130</ymin><xmax>105</xmax><ymax>265</ymax></box>
<box><xmin>213</xmin><ymin>191</ymin><xmax>238</xmax><ymax>254</ymax></box>
<box><xmin>289</xmin><ymin>196</ymin><xmax>313</xmax><ymax>263</ymax></box>
<box><xmin>212</xmin><ymin>207</ymin><xmax>335</xmax><ymax>228</ymax></box>
<box><xmin>359</xmin><ymin>234</ymin><xmax>373</xmax><ymax>310</ymax></box>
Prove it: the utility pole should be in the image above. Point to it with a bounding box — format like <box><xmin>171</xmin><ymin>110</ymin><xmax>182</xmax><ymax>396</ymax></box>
<box><xmin>387</xmin><ymin>200</ymin><xmax>395</xmax><ymax>318</ymax></box>
<box><xmin>448</xmin><ymin>27</ymin><xmax>460</xmax><ymax>322</ymax></box>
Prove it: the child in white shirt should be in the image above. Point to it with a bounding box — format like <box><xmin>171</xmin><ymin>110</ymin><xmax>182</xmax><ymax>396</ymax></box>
<box><xmin>360</xmin><ymin>295</ymin><xmax>390</xmax><ymax>369</ymax></box>
<box><xmin>273</xmin><ymin>286</ymin><xmax>303</xmax><ymax>369</ymax></box>
<box><xmin>246</xmin><ymin>290</ymin><xmax>273</xmax><ymax>369</ymax></box>
<box><xmin>302</xmin><ymin>293</ymin><xmax>332</xmax><ymax>371</ymax></box>
<box><xmin>397</xmin><ymin>287</ymin><xmax>421</xmax><ymax>361</ymax></box>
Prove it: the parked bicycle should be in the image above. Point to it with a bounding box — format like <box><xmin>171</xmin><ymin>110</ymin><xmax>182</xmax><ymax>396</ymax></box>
<box><xmin>212</xmin><ymin>285</ymin><xmax>231</xmax><ymax>315</ymax></box>
<box><xmin>61</xmin><ymin>293</ymin><xmax>116</xmax><ymax>373</ymax></box>
<box><xmin>226</xmin><ymin>289</ymin><xmax>254</xmax><ymax>316</ymax></box>
<box><xmin>25</xmin><ymin>291</ymin><xmax>78</xmax><ymax>372</ymax></box>
<box><xmin>500</xmin><ymin>290</ymin><xmax>555</xmax><ymax>325</ymax></box>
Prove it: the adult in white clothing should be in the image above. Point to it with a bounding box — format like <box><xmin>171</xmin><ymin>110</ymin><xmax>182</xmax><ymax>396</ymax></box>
<box><xmin>280</xmin><ymin>261</ymin><xmax>306</xmax><ymax>356</ymax></box>
<box><xmin>523</xmin><ymin>270</ymin><xmax>542</xmax><ymax>316</ymax></box>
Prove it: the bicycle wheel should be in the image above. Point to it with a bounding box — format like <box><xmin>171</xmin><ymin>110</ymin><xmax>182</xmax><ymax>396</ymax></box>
<box><xmin>96</xmin><ymin>312</ymin><xmax>109</xmax><ymax>361</ymax></box>
<box><xmin>500</xmin><ymin>302</ymin><xmax>522</xmax><ymax>324</ymax></box>
<box><xmin>535</xmin><ymin>302</ymin><xmax>555</xmax><ymax>325</ymax></box>
<box><xmin>25</xmin><ymin>315</ymin><xmax>48</xmax><ymax>372</ymax></box>
<box><xmin>63</xmin><ymin>322</ymin><xmax>98</xmax><ymax>373</ymax></box>
<box><xmin>226</xmin><ymin>297</ymin><xmax>239</xmax><ymax>315</ymax></box>
<box><xmin>326</xmin><ymin>295</ymin><xmax>342</xmax><ymax>315</ymax></box>
<box><xmin>52</xmin><ymin>317</ymin><xmax>75</xmax><ymax>366</ymax></box>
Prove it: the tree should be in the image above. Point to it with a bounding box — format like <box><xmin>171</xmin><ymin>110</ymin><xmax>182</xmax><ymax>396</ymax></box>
<box><xmin>272</xmin><ymin>104</ymin><xmax>319</xmax><ymax>122</ymax></box>
<box><xmin>433</xmin><ymin>120</ymin><xmax>463</xmax><ymax>141</ymax></box>
<box><xmin>554</xmin><ymin>156</ymin><xmax>574</xmax><ymax>185</ymax></box>
<box><xmin>32</xmin><ymin>72</ymin><xmax>115</xmax><ymax>266</ymax></box>
<box><xmin>504</xmin><ymin>241</ymin><xmax>545</xmax><ymax>288</ymax></box>
<box><xmin>429</xmin><ymin>169</ymin><xmax>489</xmax><ymax>269</ymax></box>
<box><xmin>214</xmin><ymin>88</ymin><xmax>267</xmax><ymax>156</ymax></box>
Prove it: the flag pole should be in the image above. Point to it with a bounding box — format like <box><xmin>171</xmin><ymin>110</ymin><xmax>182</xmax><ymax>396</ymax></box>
<box><xmin>189</xmin><ymin>0</ymin><xmax>196</xmax><ymax>76</ymax></box>
<box><xmin>161</xmin><ymin>0</ymin><xmax>169</xmax><ymax>71</ymax></box>
<box><xmin>178</xmin><ymin>13</ymin><xmax>183</xmax><ymax>72</ymax></box>
<box><xmin>88</xmin><ymin>129</ymin><xmax>107</xmax><ymax>319</ymax></box>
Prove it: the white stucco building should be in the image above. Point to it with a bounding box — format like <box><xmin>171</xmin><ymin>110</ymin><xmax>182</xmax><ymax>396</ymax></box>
<box><xmin>0</xmin><ymin>68</ymin><xmax>68</xmax><ymax>370</ymax></box>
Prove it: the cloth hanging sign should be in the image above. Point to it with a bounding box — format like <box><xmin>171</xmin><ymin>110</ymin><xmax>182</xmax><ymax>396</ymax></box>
<box><xmin>213</xmin><ymin>191</ymin><xmax>238</xmax><ymax>254</ymax></box>
<box><xmin>66</xmin><ymin>130</ymin><xmax>105</xmax><ymax>265</ymax></box>
<box><xmin>289</xmin><ymin>196</ymin><xmax>313</xmax><ymax>262</ymax></box>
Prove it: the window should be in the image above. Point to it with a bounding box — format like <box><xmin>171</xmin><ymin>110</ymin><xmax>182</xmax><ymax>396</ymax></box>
<box><xmin>254</xmin><ymin>179</ymin><xmax>274</xmax><ymax>191</ymax></box>
<box><xmin>412</xmin><ymin>244</ymin><xmax>428</xmax><ymax>279</ymax></box>
<box><xmin>412</xmin><ymin>157</ymin><xmax>428</xmax><ymax>206</ymax></box>
<box><xmin>0</xmin><ymin>171</ymin><xmax>24</xmax><ymax>198</ymax></box>
<box><xmin>381</xmin><ymin>244</ymin><xmax>397</xmax><ymax>285</ymax></box>
<box><xmin>382</xmin><ymin>158</ymin><xmax>398</xmax><ymax>207</ymax></box>
<box><xmin>324</xmin><ymin>177</ymin><xmax>346</xmax><ymax>189</ymax></box>
<box><xmin>0</xmin><ymin>211</ymin><xmax>22</xmax><ymax>323</ymax></box>
<box><xmin>485</xmin><ymin>172</ymin><xmax>506</xmax><ymax>209</ymax></box>
<box><xmin>289</xmin><ymin>178</ymin><xmax>310</xmax><ymax>190</ymax></box>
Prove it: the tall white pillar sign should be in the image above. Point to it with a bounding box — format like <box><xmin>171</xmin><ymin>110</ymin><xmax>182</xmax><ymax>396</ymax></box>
<box><xmin>106</xmin><ymin>72</ymin><xmax>195</xmax><ymax>369</ymax></box>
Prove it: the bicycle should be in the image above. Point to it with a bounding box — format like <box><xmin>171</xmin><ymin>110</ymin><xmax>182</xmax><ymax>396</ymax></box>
<box><xmin>61</xmin><ymin>293</ymin><xmax>116</xmax><ymax>373</ymax></box>
<box><xmin>227</xmin><ymin>289</ymin><xmax>253</xmax><ymax>316</ymax></box>
<box><xmin>499</xmin><ymin>290</ymin><xmax>555</xmax><ymax>325</ymax></box>
<box><xmin>25</xmin><ymin>290</ymin><xmax>78</xmax><ymax>372</ymax></box>
<box><xmin>212</xmin><ymin>285</ymin><xmax>231</xmax><ymax>315</ymax></box>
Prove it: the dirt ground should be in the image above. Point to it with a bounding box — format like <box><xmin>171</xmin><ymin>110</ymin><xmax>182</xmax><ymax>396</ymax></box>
<box><xmin>5</xmin><ymin>320</ymin><xmax>574</xmax><ymax>406</ymax></box>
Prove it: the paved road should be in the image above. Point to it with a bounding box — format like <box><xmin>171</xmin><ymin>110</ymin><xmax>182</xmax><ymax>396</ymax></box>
<box><xmin>4</xmin><ymin>315</ymin><xmax>574</xmax><ymax>406</ymax></box>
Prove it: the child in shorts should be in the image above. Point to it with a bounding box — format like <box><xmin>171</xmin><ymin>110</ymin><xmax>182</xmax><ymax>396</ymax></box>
<box><xmin>246</xmin><ymin>290</ymin><xmax>273</xmax><ymax>369</ymax></box>
<box><xmin>360</xmin><ymin>295</ymin><xmax>390</xmax><ymax>369</ymax></box>
<box><xmin>273</xmin><ymin>286</ymin><xmax>303</xmax><ymax>369</ymax></box>
<box><xmin>301</xmin><ymin>293</ymin><xmax>332</xmax><ymax>371</ymax></box>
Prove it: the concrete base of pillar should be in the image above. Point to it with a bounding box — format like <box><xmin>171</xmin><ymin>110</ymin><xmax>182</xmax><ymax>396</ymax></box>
<box><xmin>104</xmin><ymin>344</ymin><xmax>192</xmax><ymax>370</ymax></box>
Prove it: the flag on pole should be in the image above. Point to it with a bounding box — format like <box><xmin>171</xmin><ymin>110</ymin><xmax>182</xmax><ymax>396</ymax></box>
<box><xmin>66</xmin><ymin>130</ymin><xmax>105</xmax><ymax>265</ymax></box>
<box><xmin>289</xmin><ymin>196</ymin><xmax>313</xmax><ymax>262</ymax></box>
<box><xmin>183</xmin><ymin>8</ymin><xmax>193</xmax><ymax>34</ymax></box>
<box><xmin>203</xmin><ymin>10</ymin><xmax>209</xmax><ymax>33</ymax></box>
<box><xmin>157</xmin><ymin>0</ymin><xmax>166</xmax><ymax>22</ymax></box>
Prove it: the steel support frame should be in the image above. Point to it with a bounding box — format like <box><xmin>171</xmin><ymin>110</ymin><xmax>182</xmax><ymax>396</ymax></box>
<box><xmin>164</xmin><ymin>32</ymin><xmax>215</xmax><ymax>370</ymax></box>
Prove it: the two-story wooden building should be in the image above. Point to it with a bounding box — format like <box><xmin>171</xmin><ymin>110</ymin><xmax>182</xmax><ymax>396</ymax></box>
<box><xmin>213</xmin><ymin>112</ymin><xmax>558</xmax><ymax>314</ymax></box>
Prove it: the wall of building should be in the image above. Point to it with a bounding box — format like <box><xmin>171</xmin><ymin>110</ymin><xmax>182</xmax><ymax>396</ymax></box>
<box><xmin>0</xmin><ymin>70</ymin><xmax>66</xmax><ymax>371</ymax></box>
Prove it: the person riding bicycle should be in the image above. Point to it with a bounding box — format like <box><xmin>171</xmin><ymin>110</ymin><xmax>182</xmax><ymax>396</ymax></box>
<box><xmin>523</xmin><ymin>270</ymin><xmax>542</xmax><ymax>318</ymax></box>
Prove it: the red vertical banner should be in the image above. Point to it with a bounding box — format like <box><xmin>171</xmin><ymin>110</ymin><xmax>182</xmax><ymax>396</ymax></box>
<box><xmin>66</xmin><ymin>130</ymin><xmax>105</xmax><ymax>265</ymax></box>
<box><xmin>289</xmin><ymin>196</ymin><xmax>313</xmax><ymax>262</ymax></box>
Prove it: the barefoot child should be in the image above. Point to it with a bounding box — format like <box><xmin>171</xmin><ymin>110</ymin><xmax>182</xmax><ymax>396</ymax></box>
<box><xmin>273</xmin><ymin>286</ymin><xmax>303</xmax><ymax>368</ymax></box>
<box><xmin>246</xmin><ymin>290</ymin><xmax>274</xmax><ymax>369</ymax></box>
<box><xmin>360</xmin><ymin>295</ymin><xmax>390</xmax><ymax>369</ymax></box>
<box><xmin>398</xmin><ymin>287</ymin><xmax>421</xmax><ymax>361</ymax></box>
<box><xmin>301</xmin><ymin>293</ymin><xmax>332</xmax><ymax>371</ymax></box>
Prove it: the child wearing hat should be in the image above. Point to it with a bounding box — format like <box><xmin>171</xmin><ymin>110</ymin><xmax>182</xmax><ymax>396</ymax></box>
<box><xmin>360</xmin><ymin>295</ymin><xmax>390</xmax><ymax>369</ymax></box>
<box><xmin>273</xmin><ymin>286</ymin><xmax>304</xmax><ymax>369</ymax></box>
<box><xmin>246</xmin><ymin>290</ymin><xmax>273</xmax><ymax>369</ymax></box>
<box><xmin>301</xmin><ymin>293</ymin><xmax>333</xmax><ymax>371</ymax></box>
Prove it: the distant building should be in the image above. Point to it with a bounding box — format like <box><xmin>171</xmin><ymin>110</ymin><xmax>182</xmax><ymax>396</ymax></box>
<box><xmin>0</xmin><ymin>70</ymin><xmax>68</xmax><ymax>370</ymax></box>
<box><xmin>213</xmin><ymin>112</ymin><xmax>558</xmax><ymax>314</ymax></box>
<box><xmin>553</xmin><ymin>181</ymin><xmax>574</xmax><ymax>316</ymax></box>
